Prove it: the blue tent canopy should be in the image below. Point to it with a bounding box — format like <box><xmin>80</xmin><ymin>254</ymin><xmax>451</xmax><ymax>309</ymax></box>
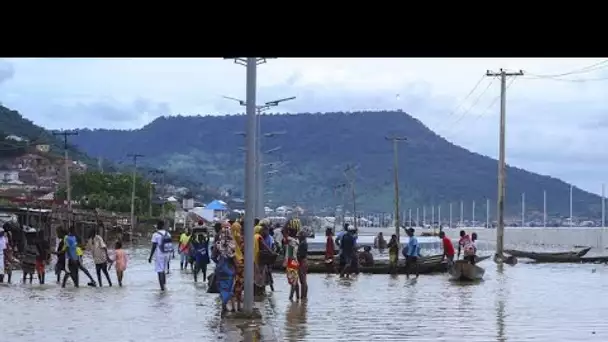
<box><xmin>206</xmin><ymin>199</ymin><xmax>228</xmax><ymax>211</ymax></box>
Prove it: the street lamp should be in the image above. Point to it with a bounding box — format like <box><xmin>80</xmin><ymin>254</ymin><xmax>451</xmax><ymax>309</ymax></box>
<box><xmin>224</xmin><ymin>95</ymin><xmax>295</xmax><ymax>218</ymax></box>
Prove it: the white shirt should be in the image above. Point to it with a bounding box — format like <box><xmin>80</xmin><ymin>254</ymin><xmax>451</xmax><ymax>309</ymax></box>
<box><xmin>151</xmin><ymin>229</ymin><xmax>170</xmax><ymax>260</ymax></box>
<box><xmin>273</xmin><ymin>228</ymin><xmax>283</xmax><ymax>244</ymax></box>
<box><xmin>0</xmin><ymin>235</ymin><xmax>6</xmax><ymax>252</ymax></box>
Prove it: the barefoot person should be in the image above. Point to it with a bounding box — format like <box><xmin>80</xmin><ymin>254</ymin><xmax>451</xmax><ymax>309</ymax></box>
<box><xmin>148</xmin><ymin>221</ymin><xmax>173</xmax><ymax>291</ymax></box>
<box><xmin>88</xmin><ymin>228</ymin><xmax>112</xmax><ymax>287</ymax></box>
<box><xmin>113</xmin><ymin>241</ymin><xmax>128</xmax><ymax>287</ymax></box>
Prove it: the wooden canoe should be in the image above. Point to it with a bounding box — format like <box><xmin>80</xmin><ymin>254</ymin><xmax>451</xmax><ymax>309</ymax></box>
<box><xmin>449</xmin><ymin>260</ymin><xmax>485</xmax><ymax>281</ymax></box>
<box><xmin>271</xmin><ymin>255</ymin><xmax>490</xmax><ymax>275</ymax></box>
<box><xmin>504</xmin><ymin>247</ymin><xmax>591</xmax><ymax>260</ymax></box>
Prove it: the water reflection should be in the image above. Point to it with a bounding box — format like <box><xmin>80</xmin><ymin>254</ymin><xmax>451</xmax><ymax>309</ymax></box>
<box><xmin>285</xmin><ymin>301</ymin><xmax>308</xmax><ymax>342</ymax></box>
<box><xmin>3</xmin><ymin>243</ymin><xmax>608</xmax><ymax>341</ymax></box>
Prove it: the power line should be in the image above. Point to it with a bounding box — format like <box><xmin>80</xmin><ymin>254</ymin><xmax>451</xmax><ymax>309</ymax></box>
<box><xmin>527</xmin><ymin>59</ymin><xmax>608</xmax><ymax>78</ymax></box>
<box><xmin>444</xmin><ymin>74</ymin><xmax>486</xmax><ymax>119</ymax></box>
<box><xmin>443</xmin><ymin>77</ymin><xmax>518</xmax><ymax>139</ymax></box>
<box><xmin>436</xmin><ymin>78</ymin><xmax>495</xmax><ymax>134</ymax></box>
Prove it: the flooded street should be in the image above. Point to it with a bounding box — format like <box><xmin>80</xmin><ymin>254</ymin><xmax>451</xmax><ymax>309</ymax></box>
<box><xmin>3</xmin><ymin>230</ymin><xmax>608</xmax><ymax>341</ymax></box>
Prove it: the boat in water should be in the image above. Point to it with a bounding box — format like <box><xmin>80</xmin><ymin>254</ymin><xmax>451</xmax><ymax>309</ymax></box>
<box><xmin>449</xmin><ymin>260</ymin><xmax>485</xmax><ymax>281</ymax></box>
<box><xmin>504</xmin><ymin>247</ymin><xmax>591</xmax><ymax>263</ymax></box>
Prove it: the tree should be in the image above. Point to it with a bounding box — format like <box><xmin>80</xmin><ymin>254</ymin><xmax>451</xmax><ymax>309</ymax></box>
<box><xmin>56</xmin><ymin>171</ymin><xmax>162</xmax><ymax>216</ymax></box>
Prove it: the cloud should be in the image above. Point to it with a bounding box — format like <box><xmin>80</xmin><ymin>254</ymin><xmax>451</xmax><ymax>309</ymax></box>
<box><xmin>1</xmin><ymin>58</ymin><xmax>608</xmax><ymax>194</ymax></box>
<box><xmin>0</xmin><ymin>59</ymin><xmax>15</xmax><ymax>85</ymax></box>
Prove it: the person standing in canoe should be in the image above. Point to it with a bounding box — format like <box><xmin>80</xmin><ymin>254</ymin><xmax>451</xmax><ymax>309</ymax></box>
<box><xmin>405</xmin><ymin>228</ymin><xmax>420</xmax><ymax>279</ymax></box>
<box><xmin>457</xmin><ymin>230</ymin><xmax>471</xmax><ymax>260</ymax></box>
<box><xmin>439</xmin><ymin>231</ymin><xmax>455</xmax><ymax>267</ymax></box>
<box><xmin>178</xmin><ymin>228</ymin><xmax>191</xmax><ymax>271</ymax></box>
<box><xmin>324</xmin><ymin>227</ymin><xmax>335</xmax><ymax>272</ymax></box>
<box><xmin>387</xmin><ymin>234</ymin><xmax>399</xmax><ymax>274</ymax></box>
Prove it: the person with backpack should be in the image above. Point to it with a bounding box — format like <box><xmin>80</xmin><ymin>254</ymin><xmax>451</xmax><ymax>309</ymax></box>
<box><xmin>148</xmin><ymin>221</ymin><xmax>173</xmax><ymax>291</ymax></box>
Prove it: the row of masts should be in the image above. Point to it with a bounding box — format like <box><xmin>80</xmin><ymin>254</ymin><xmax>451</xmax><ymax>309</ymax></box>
<box><xmin>397</xmin><ymin>185</ymin><xmax>607</xmax><ymax>229</ymax></box>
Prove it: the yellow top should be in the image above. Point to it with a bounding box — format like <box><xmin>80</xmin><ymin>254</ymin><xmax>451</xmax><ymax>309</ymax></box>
<box><xmin>253</xmin><ymin>225</ymin><xmax>263</xmax><ymax>264</ymax></box>
<box><xmin>231</xmin><ymin>222</ymin><xmax>244</xmax><ymax>263</ymax></box>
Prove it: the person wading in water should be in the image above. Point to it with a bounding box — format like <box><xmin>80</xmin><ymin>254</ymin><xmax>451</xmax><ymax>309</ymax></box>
<box><xmin>387</xmin><ymin>234</ymin><xmax>399</xmax><ymax>274</ymax></box>
<box><xmin>88</xmin><ymin>227</ymin><xmax>112</xmax><ymax>287</ymax></box>
<box><xmin>34</xmin><ymin>230</ymin><xmax>50</xmax><ymax>285</ymax></box>
<box><xmin>190</xmin><ymin>228</ymin><xmax>210</xmax><ymax>283</ymax></box>
<box><xmin>338</xmin><ymin>226</ymin><xmax>357</xmax><ymax>278</ymax></box>
<box><xmin>178</xmin><ymin>228</ymin><xmax>191</xmax><ymax>271</ymax></box>
<box><xmin>148</xmin><ymin>221</ymin><xmax>173</xmax><ymax>291</ymax></box>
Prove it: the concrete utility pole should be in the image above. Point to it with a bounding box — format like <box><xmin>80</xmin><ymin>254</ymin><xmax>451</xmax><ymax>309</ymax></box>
<box><xmin>344</xmin><ymin>164</ymin><xmax>358</xmax><ymax>231</ymax></box>
<box><xmin>486</xmin><ymin>68</ymin><xmax>524</xmax><ymax>260</ymax></box>
<box><xmin>127</xmin><ymin>153</ymin><xmax>144</xmax><ymax>244</ymax></box>
<box><xmin>149</xmin><ymin>182</ymin><xmax>156</xmax><ymax>217</ymax></box>
<box><xmin>569</xmin><ymin>185</ymin><xmax>574</xmax><ymax>227</ymax></box>
<box><xmin>486</xmin><ymin>198</ymin><xmax>490</xmax><ymax>228</ymax></box>
<box><xmin>472</xmin><ymin>200</ymin><xmax>476</xmax><ymax>228</ymax></box>
<box><xmin>449</xmin><ymin>202</ymin><xmax>453</xmax><ymax>229</ymax></box>
<box><xmin>521</xmin><ymin>192</ymin><xmax>526</xmax><ymax>228</ymax></box>
<box><xmin>602</xmin><ymin>184</ymin><xmax>606</xmax><ymax>229</ymax></box>
<box><xmin>230</xmin><ymin>56</ymin><xmax>269</xmax><ymax>316</ymax></box>
<box><xmin>543</xmin><ymin>190</ymin><xmax>547</xmax><ymax>228</ymax></box>
<box><xmin>460</xmin><ymin>200</ymin><xmax>464</xmax><ymax>227</ymax></box>
<box><xmin>386</xmin><ymin>136</ymin><xmax>407</xmax><ymax>244</ymax></box>
<box><xmin>416</xmin><ymin>207</ymin><xmax>419</xmax><ymax>226</ymax></box>
<box><xmin>150</xmin><ymin>169</ymin><xmax>166</xmax><ymax>221</ymax></box>
<box><xmin>53</xmin><ymin>130</ymin><xmax>78</xmax><ymax>228</ymax></box>
<box><xmin>226</xmin><ymin>96</ymin><xmax>294</xmax><ymax>218</ymax></box>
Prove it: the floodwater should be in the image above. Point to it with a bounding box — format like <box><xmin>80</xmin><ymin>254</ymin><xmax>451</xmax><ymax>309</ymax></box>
<box><xmin>3</xmin><ymin>229</ymin><xmax>608</xmax><ymax>341</ymax></box>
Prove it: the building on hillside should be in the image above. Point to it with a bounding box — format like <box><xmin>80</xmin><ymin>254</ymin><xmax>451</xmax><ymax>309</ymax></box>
<box><xmin>1</xmin><ymin>170</ymin><xmax>20</xmax><ymax>184</ymax></box>
<box><xmin>205</xmin><ymin>199</ymin><xmax>228</xmax><ymax>218</ymax></box>
<box><xmin>5</xmin><ymin>135</ymin><xmax>26</xmax><ymax>142</ymax></box>
<box><xmin>35</xmin><ymin>144</ymin><xmax>50</xmax><ymax>153</ymax></box>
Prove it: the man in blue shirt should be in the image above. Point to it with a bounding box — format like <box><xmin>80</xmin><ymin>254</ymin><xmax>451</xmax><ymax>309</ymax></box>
<box><xmin>405</xmin><ymin>228</ymin><xmax>420</xmax><ymax>279</ymax></box>
<box><xmin>63</xmin><ymin>227</ymin><xmax>80</xmax><ymax>287</ymax></box>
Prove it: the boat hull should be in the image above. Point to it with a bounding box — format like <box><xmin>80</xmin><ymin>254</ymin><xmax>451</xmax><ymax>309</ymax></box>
<box><xmin>272</xmin><ymin>255</ymin><xmax>490</xmax><ymax>275</ymax></box>
<box><xmin>449</xmin><ymin>261</ymin><xmax>485</xmax><ymax>281</ymax></box>
<box><xmin>504</xmin><ymin>247</ymin><xmax>591</xmax><ymax>262</ymax></box>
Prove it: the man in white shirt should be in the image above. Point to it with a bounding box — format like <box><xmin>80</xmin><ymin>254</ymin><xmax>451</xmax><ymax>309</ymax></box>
<box><xmin>148</xmin><ymin>221</ymin><xmax>173</xmax><ymax>291</ymax></box>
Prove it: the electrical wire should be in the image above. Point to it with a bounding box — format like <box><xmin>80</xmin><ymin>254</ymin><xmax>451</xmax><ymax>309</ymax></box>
<box><xmin>444</xmin><ymin>74</ymin><xmax>486</xmax><ymax>119</ymax></box>
<box><xmin>527</xmin><ymin>59</ymin><xmax>608</xmax><ymax>78</ymax></box>
<box><xmin>435</xmin><ymin>77</ymin><xmax>496</xmax><ymax>134</ymax></box>
<box><xmin>442</xmin><ymin>77</ymin><xmax>517</xmax><ymax>139</ymax></box>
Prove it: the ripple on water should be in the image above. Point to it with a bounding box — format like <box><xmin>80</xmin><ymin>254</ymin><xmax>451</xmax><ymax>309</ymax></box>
<box><xmin>2</xmin><ymin>247</ymin><xmax>608</xmax><ymax>341</ymax></box>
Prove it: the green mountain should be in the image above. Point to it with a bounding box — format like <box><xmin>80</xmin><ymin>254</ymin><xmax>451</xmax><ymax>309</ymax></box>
<box><xmin>67</xmin><ymin>110</ymin><xmax>602</xmax><ymax>219</ymax></box>
<box><xmin>0</xmin><ymin>105</ymin><xmax>222</xmax><ymax>203</ymax></box>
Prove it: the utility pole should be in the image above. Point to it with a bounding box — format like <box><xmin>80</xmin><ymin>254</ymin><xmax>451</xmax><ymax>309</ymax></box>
<box><xmin>543</xmin><ymin>190</ymin><xmax>547</xmax><ymax>228</ymax></box>
<box><xmin>127</xmin><ymin>153</ymin><xmax>144</xmax><ymax>244</ymax></box>
<box><xmin>472</xmin><ymin>200</ymin><xmax>476</xmax><ymax>228</ymax></box>
<box><xmin>423</xmin><ymin>206</ymin><xmax>426</xmax><ymax>227</ymax></box>
<box><xmin>416</xmin><ymin>207</ymin><xmax>419</xmax><ymax>227</ymax></box>
<box><xmin>151</xmin><ymin>169</ymin><xmax>166</xmax><ymax>222</ymax></box>
<box><xmin>408</xmin><ymin>208</ymin><xmax>412</xmax><ymax>227</ymax></box>
<box><xmin>449</xmin><ymin>202</ymin><xmax>453</xmax><ymax>229</ymax></box>
<box><xmin>569</xmin><ymin>185</ymin><xmax>574</xmax><ymax>227</ymax></box>
<box><xmin>431</xmin><ymin>205</ymin><xmax>435</xmax><ymax>228</ymax></box>
<box><xmin>226</xmin><ymin>96</ymin><xmax>293</xmax><ymax>219</ymax></box>
<box><xmin>486</xmin><ymin>68</ymin><xmax>524</xmax><ymax>260</ymax></box>
<box><xmin>231</xmin><ymin>57</ymin><xmax>267</xmax><ymax>316</ymax></box>
<box><xmin>521</xmin><ymin>192</ymin><xmax>526</xmax><ymax>228</ymax></box>
<box><xmin>53</xmin><ymin>130</ymin><xmax>78</xmax><ymax>228</ymax></box>
<box><xmin>386</xmin><ymin>136</ymin><xmax>407</xmax><ymax>242</ymax></box>
<box><xmin>486</xmin><ymin>198</ymin><xmax>490</xmax><ymax>228</ymax></box>
<box><xmin>344</xmin><ymin>164</ymin><xmax>358</xmax><ymax>231</ymax></box>
<box><xmin>149</xmin><ymin>182</ymin><xmax>155</xmax><ymax>217</ymax></box>
<box><xmin>602</xmin><ymin>184</ymin><xmax>606</xmax><ymax>229</ymax></box>
<box><xmin>460</xmin><ymin>200</ymin><xmax>464</xmax><ymax>227</ymax></box>
<box><xmin>438</xmin><ymin>205</ymin><xmax>442</xmax><ymax>231</ymax></box>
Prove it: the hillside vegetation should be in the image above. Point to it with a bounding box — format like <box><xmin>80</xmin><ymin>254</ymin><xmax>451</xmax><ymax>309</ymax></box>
<box><xmin>0</xmin><ymin>106</ymin><xmax>224</xmax><ymax>202</ymax></box>
<box><xmin>68</xmin><ymin>111</ymin><xmax>601</xmax><ymax>218</ymax></box>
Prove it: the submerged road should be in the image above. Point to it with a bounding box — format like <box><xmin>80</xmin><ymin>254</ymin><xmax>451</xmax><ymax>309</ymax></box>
<box><xmin>2</xmin><ymin>234</ymin><xmax>608</xmax><ymax>341</ymax></box>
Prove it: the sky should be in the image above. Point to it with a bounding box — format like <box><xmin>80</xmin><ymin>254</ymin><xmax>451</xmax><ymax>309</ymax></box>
<box><xmin>0</xmin><ymin>58</ymin><xmax>607</xmax><ymax>195</ymax></box>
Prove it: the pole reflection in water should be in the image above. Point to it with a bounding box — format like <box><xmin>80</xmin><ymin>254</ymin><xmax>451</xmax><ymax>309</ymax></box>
<box><xmin>285</xmin><ymin>301</ymin><xmax>308</xmax><ymax>342</ymax></box>
<box><xmin>495</xmin><ymin>263</ymin><xmax>507</xmax><ymax>342</ymax></box>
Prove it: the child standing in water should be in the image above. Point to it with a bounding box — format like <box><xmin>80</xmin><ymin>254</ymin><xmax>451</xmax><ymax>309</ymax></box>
<box><xmin>113</xmin><ymin>241</ymin><xmax>127</xmax><ymax>287</ymax></box>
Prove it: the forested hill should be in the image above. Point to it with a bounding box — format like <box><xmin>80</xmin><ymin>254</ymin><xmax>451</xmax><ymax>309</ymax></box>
<box><xmin>69</xmin><ymin>111</ymin><xmax>601</xmax><ymax>218</ymax></box>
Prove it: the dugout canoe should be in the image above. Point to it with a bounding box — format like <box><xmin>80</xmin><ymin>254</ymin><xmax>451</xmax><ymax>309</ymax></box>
<box><xmin>272</xmin><ymin>255</ymin><xmax>490</xmax><ymax>275</ymax></box>
<box><xmin>449</xmin><ymin>260</ymin><xmax>485</xmax><ymax>281</ymax></box>
<box><xmin>505</xmin><ymin>247</ymin><xmax>591</xmax><ymax>262</ymax></box>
